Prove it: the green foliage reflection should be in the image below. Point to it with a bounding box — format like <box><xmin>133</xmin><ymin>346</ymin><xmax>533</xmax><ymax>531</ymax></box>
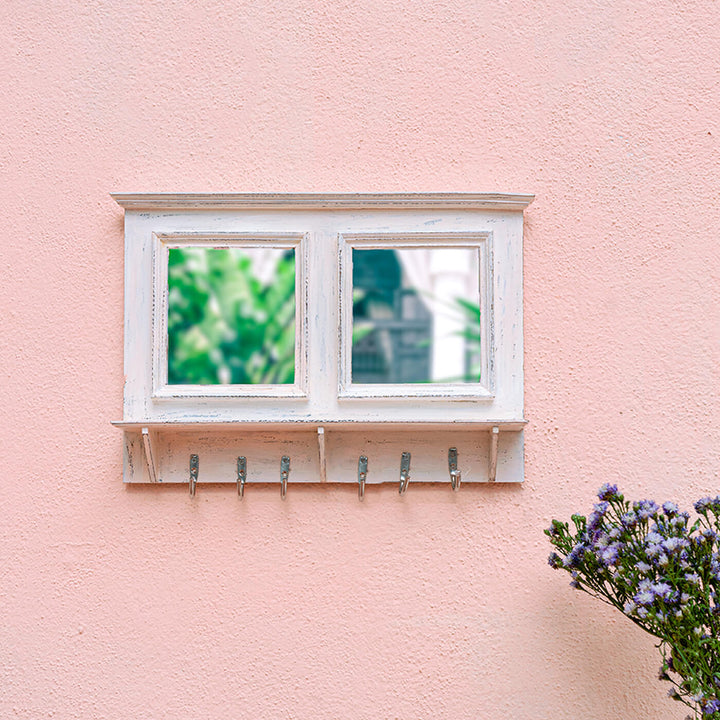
<box><xmin>167</xmin><ymin>247</ymin><xmax>295</xmax><ymax>385</ymax></box>
<box><xmin>452</xmin><ymin>297</ymin><xmax>482</xmax><ymax>383</ymax></box>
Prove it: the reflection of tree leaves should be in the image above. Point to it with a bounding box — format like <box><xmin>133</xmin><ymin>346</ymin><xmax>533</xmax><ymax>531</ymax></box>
<box><xmin>352</xmin><ymin>323</ymin><xmax>374</xmax><ymax>345</ymax></box>
<box><xmin>421</xmin><ymin>297</ymin><xmax>482</xmax><ymax>383</ymax></box>
<box><xmin>431</xmin><ymin>297</ymin><xmax>482</xmax><ymax>382</ymax></box>
<box><xmin>455</xmin><ymin>297</ymin><xmax>482</xmax><ymax>383</ymax></box>
<box><xmin>168</xmin><ymin>248</ymin><xmax>296</xmax><ymax>385</ymax></box>
<box><xmin>454</xmin><ymin>297</ymin><xmax>481</xmax><ymax>322</ymax></box>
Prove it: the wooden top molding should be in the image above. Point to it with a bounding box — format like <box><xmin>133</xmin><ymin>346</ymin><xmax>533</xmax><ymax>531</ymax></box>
<box><xmin>111</xmin><ymin>193</ymin><xmax>535</xmax><ymax>211</ymax></box>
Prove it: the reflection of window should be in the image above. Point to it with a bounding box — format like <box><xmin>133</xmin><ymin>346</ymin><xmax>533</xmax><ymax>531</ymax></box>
<box><xmin>339</xmin><ymin>235</ymin><xmax>492</xmax><ymax>399</ymax></box>
<box><xmin>351</xmin><ymin>247</ymin><xmax>483</xmax><ymax>385</ymax></box>
<box><xmin>351</xmin><ymin>249</ymin><xmax>433</xmax><ymax>384</ymax></box>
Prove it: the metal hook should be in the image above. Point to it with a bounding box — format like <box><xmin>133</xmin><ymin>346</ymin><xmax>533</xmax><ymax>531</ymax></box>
<box><xmin>189</xmin><ymin>454</ymin><xmax>199</xmax><ymax>496</ymax></box>
<box><xmin>237</xmin><ymin>456</ymin><xmax>247</xmax><ymax>498</ymax></box>
<box><xmin>358</xmin><ymin>455</ymin><xmax>368</xmax><ymax>500</ymax></box>
<box><xmin>280</xmin><ymin>456</ymin><xmax>290</xmax><ymax>499</ymax></box>
<box><xmin>449</xmin><ymin>447</ymin><xmax>461</xmax><ymax>491</ymax></box>
<box><xmin>398</xmin><ymin>452</ymin><xmax>411</xmax><ymax>494</ymax></box>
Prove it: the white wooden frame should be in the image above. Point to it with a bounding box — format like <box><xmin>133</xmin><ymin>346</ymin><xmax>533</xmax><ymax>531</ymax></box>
<box><xmin>338</xmin><ymin>232</ymin><xmax>494</xmax><ymax>399</ymax></box>
<box><xmin>113</xmin><ymin>193</ymin><xmax>532</xmax><ymax>485</ymax></box>
<box><xmin>151</xmin><ymin>232</ymin><xmax>308</xmax><ymax>399</ymax></box>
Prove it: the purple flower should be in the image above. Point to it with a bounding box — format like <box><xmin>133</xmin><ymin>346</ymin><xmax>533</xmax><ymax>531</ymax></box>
<box><xmin>670</xmin><ymin>514</ymin><xmax>688</xmax><ymax>528</ymax></box>
<box><xmin>662</xmin><ymin>537</ymin><xmax>688</xmax><ymax>553</ymax></box>
<box><xmin>695</xmin><ymin>497</ymin><xmax>713</xmax><ymax>513</ymax></box>
<box><xmin>587</xmin><ymin>512</ymin><xmax>603</xmax><ymax>533</ymax></box>
<box><xmin>598</xmin><ymin>483</ymin><xmax>620</xmax><ymax>501</ymax></box>
<box><xmin>594</xmin><ymin>532</ymin><xmax>611</xmax><ymax>549</ymax></box>
<box><xmin>635</xmin><ymin>589</ymin><xmax>655</xmax><ymax>606</ymax></box>
<box><xmin>593</xmin><ymin>501</ymin><xmax>610</xmax><ymax>516</ymax></box>
<box><xmin>599</xmin><ymin>543</ymin><xmax>622</xmax><ymax>567</ymax></box>
<box><xmin>634</xmin><ymin>500</ymin><xmax>660</xmax><ymax>519</ymax></box>
<box><xmin>563</xmin><ymin>542</ymin><xmax>586</xmax><ymax>569</ymax></box>
<box><xmin>544</xmin><ymin>485</ymin><xmax>720</xmax><ymax>705</ymax></box>
<box><xmin>650</xmin><ymin>582</ymin><xmax>673</xmax><ymax>601</ymax></box>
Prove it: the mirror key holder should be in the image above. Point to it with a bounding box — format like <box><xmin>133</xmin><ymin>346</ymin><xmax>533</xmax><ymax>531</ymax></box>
<box><xmin>112</xmin><ymin>193</ymin><xmax>532</xmax><ymax>492</ymax></box>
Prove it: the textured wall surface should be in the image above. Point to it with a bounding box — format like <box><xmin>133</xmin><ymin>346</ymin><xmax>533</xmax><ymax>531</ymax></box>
<box><xmin>1</xmin><ymin>1</ymin><xmax>719</xmax><ymax>718</ymax></box>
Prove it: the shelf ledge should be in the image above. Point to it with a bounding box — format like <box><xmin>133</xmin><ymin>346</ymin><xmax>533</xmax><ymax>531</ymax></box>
<box><xmin>113</xmin><ymin>419</ymin><xmax>527</xmax><ymax>432</ymax></box>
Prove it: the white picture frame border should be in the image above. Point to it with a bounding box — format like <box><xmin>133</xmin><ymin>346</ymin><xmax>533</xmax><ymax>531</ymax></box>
<box><xmin>151</xmin><ymin>232</ymin><xmax>309</xmax><ymax>399</ymax></box>
<box><xmin>338</xmin><ymin>232</ymin><xmax>495</xmax><ymax>400</ymax></box>
<box><xmin>115</xmin><ymin>194</ymin><xmax>530</xmax><ymax>483</ymax></box>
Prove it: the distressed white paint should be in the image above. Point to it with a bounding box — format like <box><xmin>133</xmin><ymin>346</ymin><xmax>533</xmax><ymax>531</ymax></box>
<box><xmin>337</xmin><ymin>232</ymin><xmax>494</xmax><ymax>399</ymax></box>
<box><xmin>140</xmin><ymin>427</ymin><xmax>157</xmax><ymax>483</ymax></box>
<box><xmin>489</xmin><ymin>425</ymin><xmax>500</xmax><ymax>482</ymax></box>
<box><xmin>115</xmin><ymin>193</ymin><xmax>531</xmax><ymax>484</ymax></box>
<box><xmin>317</xmin><ymin>426</ymin><xmax>327</xmax><ymax>483</ymax></box>
<box><xmin>111</xmin><ymin>192</ymin><xmax>534</xmax><ymax>211</ymax></box>
<box><xmin>151</xmin><ymin>232</ymin><xmax>308</xmax><ymax>399</ymax></box>
<box><xmin>121</xmin><ymin>425</ymin><xmax>524</xmax><ymax>486</ymax></box>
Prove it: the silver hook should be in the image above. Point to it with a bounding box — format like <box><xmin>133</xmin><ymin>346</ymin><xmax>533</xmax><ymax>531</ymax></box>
<box><xmin>237</xmin><ymin>456</ymin><xmax>247</xmax><ymax>498</ymax></box>
<box><xmin>189</xmin><ymin>454</ymin><xmax>199</xmax><ymax>496</ymax></box>
<box><xmin>449</xmin><ymin>447</ymin><xmax>461</xmax><ymax>491</ymax></box>
<box><xmin>398</xmin><ymin>452</ymin><xmax>411</xmax><ymax>494</ymax></box>
<box><xmin>280</xmin><ymin>456</ymin><xmax>290</xmax><ymax>499</ymax></box>
<box><xmin>358</xmin><ymin>455</ymin><xmax>368</xmax><ymax>500</ymax></box>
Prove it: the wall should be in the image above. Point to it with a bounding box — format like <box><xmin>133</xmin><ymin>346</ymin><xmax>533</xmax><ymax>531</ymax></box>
<box><xmin>1</xmin><ymin>1</ymin><xmax>719</xmax><ymax>718</ymax></box>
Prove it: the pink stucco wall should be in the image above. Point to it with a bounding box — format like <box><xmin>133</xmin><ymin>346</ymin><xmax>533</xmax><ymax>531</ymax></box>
<box><xmin>2</xmin><ymin>2</ymin><xmax>719</xmax><ymax>718</ymax></box>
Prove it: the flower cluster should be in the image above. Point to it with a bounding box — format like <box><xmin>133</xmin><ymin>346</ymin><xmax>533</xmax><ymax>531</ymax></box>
<box><xmin>546</xmin><ymin>485</ymin><xmax>720</xmax><ymax>719</ymax></box>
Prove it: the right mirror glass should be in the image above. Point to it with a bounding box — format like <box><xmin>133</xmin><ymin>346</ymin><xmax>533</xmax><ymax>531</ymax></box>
<box><xmin>351</xmin><ymin>247</ymin><xmax>482</xmax><ymax>385</ymax></box>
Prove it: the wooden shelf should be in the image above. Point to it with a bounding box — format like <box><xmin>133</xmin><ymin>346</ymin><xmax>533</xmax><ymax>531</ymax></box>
<box><xmin>113</xmin><ymin>419</ymin><xmax>527</xmax><ymax>432</ymax></box>
<box><xmin>115</xmin><ymin>420</ymin><xmax>526</xmax><ymax>486</ymax></box>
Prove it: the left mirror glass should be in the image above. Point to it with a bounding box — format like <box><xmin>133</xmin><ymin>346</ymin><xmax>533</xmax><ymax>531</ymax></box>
<box><xmin>167</xmin><ymin>247</ymin><xmax>296</xmax><ymax>385</ymax></box>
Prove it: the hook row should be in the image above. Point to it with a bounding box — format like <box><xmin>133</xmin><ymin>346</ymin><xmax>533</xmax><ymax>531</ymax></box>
<box><xmin>188</xmin><ymin>448</ymin><xmax>465</xmax><ymax>498</ymax></box>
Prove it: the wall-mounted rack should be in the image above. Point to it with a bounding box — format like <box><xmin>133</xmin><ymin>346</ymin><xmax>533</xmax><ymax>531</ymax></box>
<box><xmin>113</xmin><ymin>192</ymin><xmax>531</xmax><ymax>490</ymax></box>
<box><xmin>113</xmin><ymin>420</ymin><xmax>526</xmax><ymax>487</ymax></box>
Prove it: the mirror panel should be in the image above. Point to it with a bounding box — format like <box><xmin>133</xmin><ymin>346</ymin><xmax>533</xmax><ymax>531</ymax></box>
<box><xmin>351</xmin><ymin>247</ymin><xmax>481</xmax><ymax>385</ymax></box>
<box><xmin>167</xmin><ymin>246</ymin><xmax>296</xmax><ymax>385</ymax></box>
